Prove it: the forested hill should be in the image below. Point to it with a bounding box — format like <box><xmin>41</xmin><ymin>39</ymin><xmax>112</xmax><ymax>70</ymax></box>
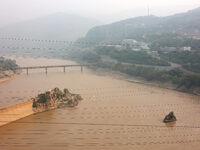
<box><xmin>84</xmin><ymin>7</ymin><xmax>200</xmax><ymax>43</ymax></box>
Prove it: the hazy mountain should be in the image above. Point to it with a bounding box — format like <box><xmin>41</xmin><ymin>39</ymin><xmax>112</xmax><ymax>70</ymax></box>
<box><xmin>84</xmin><ymin>7</ymin><xmax>200</xmax><ymax>43</ymax></box>
<box><xmin>0</xmin><ymin>13</ymin><xmax>101</xmax><ymax>41</ymax></box>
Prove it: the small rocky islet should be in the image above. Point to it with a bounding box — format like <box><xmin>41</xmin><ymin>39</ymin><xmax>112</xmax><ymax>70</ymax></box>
<box><xmin>163</xmin><ymin>111</ymin><xmax>177</xmax><ymax>123</ymax></box>
<box><xmin>32</xmin><ymin>87</ymin><xmax>83</xmax><ymax>113</ymax></box>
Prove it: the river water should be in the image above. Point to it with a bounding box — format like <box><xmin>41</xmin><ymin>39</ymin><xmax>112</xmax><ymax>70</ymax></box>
<box><xmin>0</xmin><ymin>56</ymin><xmax>200</xmax><ymax>150</ymax></box>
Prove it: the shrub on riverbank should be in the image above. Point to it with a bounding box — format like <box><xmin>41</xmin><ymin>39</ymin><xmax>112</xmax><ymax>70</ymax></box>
<box><xmin>0</xmin><ymin>57</ymin><xmax>18</xmax><ymax>73</ymax></box>
<box><xmin>95</xmin><ymin>46</ymin><xmax>170</xmax><ymax>66</ymax></box>
<box><xmin>67</xmin><ymin>50</ymin><xmax>200</xmax><ymax>93</ymax></box>
<box><xmin>96</xmin><ymin>61</ymin><xmax>200</xmax><ymax>91</ymax></box>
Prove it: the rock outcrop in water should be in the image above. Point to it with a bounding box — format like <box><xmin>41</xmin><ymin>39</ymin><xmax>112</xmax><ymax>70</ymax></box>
<box><xmin>163</xmin><ymin>111</ymin><xmax>177</xmax><ymax>123</ymax></box>
<box><xmin>32</xmin><ymin>88</ymin><xmax>83</xmax><ymax>113</ymax></box>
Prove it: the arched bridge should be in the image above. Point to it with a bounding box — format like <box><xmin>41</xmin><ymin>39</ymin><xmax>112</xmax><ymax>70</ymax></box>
<box><xmin>17</xmin><ymin>64</ymin><xmax>90</xmax><ymax>75</ymax></box>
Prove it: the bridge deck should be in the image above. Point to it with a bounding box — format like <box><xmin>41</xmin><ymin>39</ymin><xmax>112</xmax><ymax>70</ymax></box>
<box><xmin>18</xmin><ymin>64</ymin><xmax>90</xmax><ymax>69</ymax></box>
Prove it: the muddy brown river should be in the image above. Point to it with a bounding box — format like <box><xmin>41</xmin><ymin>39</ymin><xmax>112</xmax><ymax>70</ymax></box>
<box><xmin>0</xmin><ymin>55</ymin><xmax>200</xmax><ymax>150</ymax></box>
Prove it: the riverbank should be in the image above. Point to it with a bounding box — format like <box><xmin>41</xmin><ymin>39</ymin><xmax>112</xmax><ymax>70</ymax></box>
<box><xmin>87</xmin><ymin>65</ymin><xmax>200</xmax><ymax>96</ymax></box>
<box><xmin>0</xmin><ymin>99</ymin><xmax>34</xmax><ymax>127</ymax></box>
<box><xmin>0</xmin><ymin>70</ymin><xmax>16</xmax><ymax>84</ymax></box>
<box><xmin>66</xmin><ymin>49</ymin><xmax>200</xmax><ymax>95</ymax></box>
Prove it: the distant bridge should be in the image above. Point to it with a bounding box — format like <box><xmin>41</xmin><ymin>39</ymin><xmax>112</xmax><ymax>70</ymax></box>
<box><xmin>17</xmin><ymin>64</ymin><xmax>90</xmax><ymax>75</ymax></box>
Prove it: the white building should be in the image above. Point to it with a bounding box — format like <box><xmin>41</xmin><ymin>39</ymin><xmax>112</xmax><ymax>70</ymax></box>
<box><xmin>122</xmin><ymin>39</ymin><xmax>138</xmax><ymax>48</ymax></box>
<box><xmin>121</xmin><ymin>39</ymin><xmax>150</xmax><ymax>51</ymax></box>
<box><xmin>183</xmin><ymin>47</ymin><xmax>191</xmax><ymax>51</ymax></box>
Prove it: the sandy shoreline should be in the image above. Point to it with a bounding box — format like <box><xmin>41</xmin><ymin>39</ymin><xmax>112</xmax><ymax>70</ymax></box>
<box><xmin>0</xmin><ymin>99</ymin><xmax>34</xmax><ymax>127</ymax></box>
<box><xmin>0</xmin><ymin>74</ymin><xmax>32</xmax><ymax>127</ymax></box>
<box><xmin>0</xmin><ymin>74</ymin><xmax>16</xmax><ymax>84</ymax></box>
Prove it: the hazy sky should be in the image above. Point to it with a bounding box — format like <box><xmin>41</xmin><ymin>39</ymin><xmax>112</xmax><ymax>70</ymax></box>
<box><xmin>0</xmin><ymin>0</ymin><xmax>200</xmax><ymax>27</ymax></box>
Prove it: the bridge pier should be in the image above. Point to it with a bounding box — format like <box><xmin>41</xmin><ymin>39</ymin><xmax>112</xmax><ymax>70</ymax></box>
<box><xmin>81</xmin><ymin>66</ymin><xmax>83</xmax><ymax>72</ymax></box>
<box><xmin>26</xmin><ymin>68</ymin><xmax>28</xmax><ymax>75</ymax></box>
<box><xmin>45</xmin><ymin>67</ymin><xmax>47</xmax><ymax>74</ymax></box>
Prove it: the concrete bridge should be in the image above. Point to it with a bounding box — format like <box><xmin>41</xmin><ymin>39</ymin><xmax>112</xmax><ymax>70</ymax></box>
<box><xmin>18</xmin><ymin>64</ymin><xmax>90</xmax><ymax>75</ymax></box>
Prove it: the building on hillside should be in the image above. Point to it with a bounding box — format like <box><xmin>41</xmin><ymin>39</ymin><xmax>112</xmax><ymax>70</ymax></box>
<box><xmin>140</xmin><ymin>42</ymin><xmax>150</xmax><ymax>50</ymax></box>
<box><xmin>183</xmin><ymin>47</ymin><xmax>191</xmax><ymax>51</ymax></box>
<box><xmin>121</xmin><ymin>39</ymin><xmax>150</xmax><ymax>51</ymax></box>
<box><xmin>160</xmin><ymin>47</ymin><xmax>177</xmax><ymax>52</ymax></box>
<box><xmin>122</xmin><ymin>39</ymin><xmax>138</xmax><ymax>48</ymax></box>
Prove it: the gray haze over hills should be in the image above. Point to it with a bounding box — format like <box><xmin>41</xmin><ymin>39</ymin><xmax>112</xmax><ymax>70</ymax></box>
<box><xmin>0</xmin><ymin>2</ymin><xmax>199</xmax><ymax>42</ymax></box>
<box><xmin>84</xmin><ymin>7</ymin><xmax>200</xmax><ymax>43</ymax></box>
<box><xmin>0</xmin><ymin>13</ymin><xmax>101</xmax><ymax>41</ymax></box>
<box><xmin>0</xmin><ymin>0</ymin><xmax>199</xmax><ymax>27</ymax></box>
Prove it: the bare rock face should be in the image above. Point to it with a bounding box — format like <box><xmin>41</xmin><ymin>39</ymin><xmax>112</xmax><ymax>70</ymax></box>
<box><xmin>163</xmin><ymin>111</ymin><xmax>177</xmax><ymax>123</ymax></box>
<box><xmin>32</xmin><ymin>88</ymin><xmax>83</xmax><ymax>113</ymax></box>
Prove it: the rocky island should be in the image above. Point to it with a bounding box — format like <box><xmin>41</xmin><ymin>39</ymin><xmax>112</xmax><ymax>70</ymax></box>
<box><xmin>0</xmin><ymin>87</ymin><xmax>83</xmax><ymax>127</ymax></box>
<box><xmin>163</xmin><ymin>112</ymin><xmax>177</xmax><ymax>123</ymax></box>
<box><xmin>32</xmin><ymin>87</ymin><xmax>83</xmax><ymax>113</ymax></box>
